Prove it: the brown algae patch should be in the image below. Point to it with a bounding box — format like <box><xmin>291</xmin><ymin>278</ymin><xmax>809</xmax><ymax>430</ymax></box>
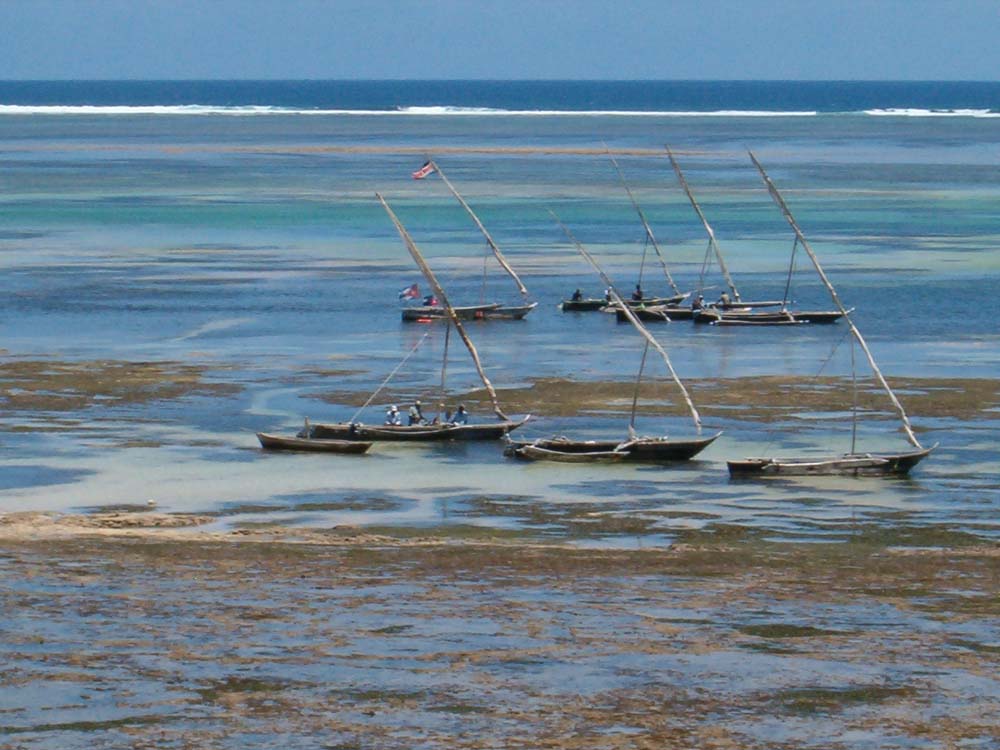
<box><xmin>0</xmin><ymin>535</ymin><xmax>997</xmax><ymax>748</ymax></box>
<box><xmin>317</xmin><ymin>375</ymin><xmax>1000</xmax><ymax>422</ymax></box>
<box><xmin>0</xmin><ymin>358</ymin><xmax>240</xmax><ymax>422</ymax></box>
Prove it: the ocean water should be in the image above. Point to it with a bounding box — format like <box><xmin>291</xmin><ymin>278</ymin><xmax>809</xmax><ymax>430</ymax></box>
<box><xmin>0</xmin><ymin>81</ymin><xmax>998</xmax><ymax>542</ymax></box>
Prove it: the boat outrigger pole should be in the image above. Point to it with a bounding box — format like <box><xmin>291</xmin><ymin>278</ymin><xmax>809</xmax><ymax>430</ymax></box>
<box><xmin>549</xmin><ymin>210</ymin><xmax>703</xmax><ymax>435</ymax></box>
<box><xmin>426</xmin><ymin>160</ymin><xmax>529</xmax><ymax>297</ymax></box>
<box><xmin>747</xmin><ymin>152</ymin><xmax>923</xmax><ymax>450</ymax></box>
<box><xmin>665</xmin><ymin>146</ymin><xmax>741</xmax><ymax>302</ymax></box>
<box><xmin>606</xmin><ymin>148</ymin><xmax>682</xmax><ymax>296</ymax></box>
<box><xmin>376</xmin><ymin>192</ymin><xmax>510</xmax><ymax>421</ymax></box>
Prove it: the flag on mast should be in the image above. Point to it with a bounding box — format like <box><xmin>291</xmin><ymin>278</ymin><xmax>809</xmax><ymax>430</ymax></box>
<box><xmin>398</xmin><ymin>282</ymin><xmax>420</xmax><ymax>300</ymax></box>
<box><xmin>412</xmin><ymin>160</ymin><xmax>435</xmax><ymax>180</ymax></box>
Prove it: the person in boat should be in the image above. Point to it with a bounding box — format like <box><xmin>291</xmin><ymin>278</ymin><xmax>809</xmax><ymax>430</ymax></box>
<box><xmin>451</xmin><ymin>404</ymin><xmax>469</xmax><ymax>425</ymax></box>
<box><xmin>385</xmin><ymin>405</ymin><xmax>401</xmax><ymax>426</ymax></box>
<box><xmin>570</xmin><ymin>288</ymin><xmax>583</xmax><ymax>302</ymax></box>
<box><xmin>631</xmin><ymin>284</ymin><xmax>644</xmax><ymax>301</ymax></box>
<box><xmin>604</xmin><ymin>287</ymin><xmax>612</xmax><ymax>302</ymax></box>
<box><xmin>718</xmin><ymin>291</ymin><xmax>731</xmax><ymax>307</ymax></box>
<box><xmin>422</xmin><ymin>294</ymin><xmax>438</xmax><ymax>307</ymax></box>
<box><xmin>408</xmin><ymin>400</ymin><xmax>425</xmax><ymax>425</ymax></box>
<box><xmin>692</xmin><ymin>294</ymin><xmax>704</xmax><ymax>310</ymax></box>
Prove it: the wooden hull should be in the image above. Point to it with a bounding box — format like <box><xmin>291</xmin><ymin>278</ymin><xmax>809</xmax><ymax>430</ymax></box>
<box><xmin>694</xmin><ymin>308</ymin><xmax>844</xmax><ymax>325</ymax></box>
<box><xmin>727</xmin><ymin>446</ymin><xmax>934</xmax><ymax>477</ymax></box>
<box><xmin>560</xmin><ymin>298</ymin><xmax>608</xmax><ymax>312</ymax></box>
<box><xmin>626</xmin><ymin>293</ymin><xmax>688</xmax><ymax>307</ymax></box>
<box><xmin>401</xmin><ymin>302</ymin><xmax>535</xmax><ymax>321</ymax></box>
<box><xmin>615</xmin><ymin>305</ymin><xmax>695</xmax><ymax>322</ymax></box>
<box><xmin>715</xmin><ymin>299</ymin><xmax>786</xmax><ymax>310</ymax></box>
<box><xmin>257</xmin><ymin>432</ymin><xmax>373</xmax><ymax>454</ymax></box>
<box><xmin>305</xmin><ymin>417</ymin><xmax>529</xmax><ymax>442</ymax></box>
<box><xmin>482</xmin><ymin>302</ymin><xmax>538</xmax><ymax>319</ymax></box>
<box><xmin>505</xmin><ymin>432</ymin><xmax>720</xmax><ymax>463</ymax></box>
<box><xmin>401</xmin><ymin>303</ymin><xmax>500</xmax><ymax>321</ymax></box>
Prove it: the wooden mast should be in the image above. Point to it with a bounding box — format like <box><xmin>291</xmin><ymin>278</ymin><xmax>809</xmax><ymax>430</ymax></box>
<box><xmin>665</xmin><ymin>146</ymin><xmax>742</xmax><ymax>302</ymax></box>
<box><xmin>550</xmin><ymin>210</ymin><xmax>703</xmax><ymax>435</ymax></box>
<box><xmin>428</xmin><ymin>160</ymin><xmax>529</xmax><ymax>297</ymax></box>
<box><xmin>747</xmin><ymin>152</ymin><xmax>923</xmax><ymax>450</ymax></box>
<box><xmin>376</xmin><ymin>192</ymin><xmax>510</xmax><ymax>421</ymax></box>
<box><xmin>606</xmin><ymin>149</ymin><xmax>681</xmax><ymax>296</ymax></box>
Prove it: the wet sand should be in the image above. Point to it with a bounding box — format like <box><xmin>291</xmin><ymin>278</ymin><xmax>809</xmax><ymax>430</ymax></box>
<box><xmin>1</xmin><ymin>516</ymin><xmax>997</xmax><ymax>749</ymax></box>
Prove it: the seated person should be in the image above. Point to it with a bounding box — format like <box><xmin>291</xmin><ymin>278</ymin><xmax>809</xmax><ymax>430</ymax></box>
<box><xmin>631</xmin><ymin>284</ymin><xmax>644</xmax><ymax>301</ymax></box>
<box><xmin>451</xmin><ymin>404</ymin><xmax>469</xmax><ymax>424</ymax></box>
<box><xmin>385</xmin><ymin>405</ymin><xmax>401</xmax><ymax>425</ymax></box>
<box><xmin>408</xmin><ymin>400</ymin><xmax>425</xmax><ymax>425</ymax></box>
<box><xmin>570</xmin><ymin>288</ymin><xmax>583</xmax><ymax>302</ymax></box>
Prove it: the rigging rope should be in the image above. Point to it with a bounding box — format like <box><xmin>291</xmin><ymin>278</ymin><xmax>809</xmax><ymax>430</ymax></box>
<box><xmin>349</xmin><ymin>330</ymin><xmax>432</xmax><ymax>423</ymax></box>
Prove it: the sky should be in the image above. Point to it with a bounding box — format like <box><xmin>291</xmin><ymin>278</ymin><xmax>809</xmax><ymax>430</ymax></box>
<box><xmin>1</xmin><ymin>0</ymin><xmax>997</xmax><ymax>81</ymax></box>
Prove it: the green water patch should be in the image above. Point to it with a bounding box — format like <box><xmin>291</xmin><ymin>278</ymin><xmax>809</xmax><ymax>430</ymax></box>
<box><xmin>739</xmin><ymin>623</ymin><xmax>847</xmax><ymax>639</ymax></box>
<box><xmin>357</xmin><ymin>523</ymin><xmax>536</xmax><ymax>542</ymax></box>
<box><xmin>949</xmin><ymin>639</ymin><xmax>1000</xmax><ymax>654</ymax></box>
<box><xmin>846</xmin><ymin>523</ymin><xmax>989</xmax><ymax>548</ymax></box>
<box><xmin>195</xmin><ymin>675</ymin><xmax>295</xmax><ymax>704</ymax></box>
<box><xmin>370</xmin><ymin>624</ymin><xmax>413</xmax><ymax>635</ymax></box>
<box><xmin>429</xmin><ymin>702</ymin><xmax>487</xmax><ymax>714</ymax></box>
<box><xmin>773</xmin><ymin>684</ymin><xmax>916</xmax><ymax>716</ymax></box>
<box><xmin>0</xmin><ymin>714</ymin><xmax>165</xmax><ymax>734</ymax></box>
<box><xmin>464</xmin><ymin>496</ymin><xmax>658</xmax><ymax>538</ymax></box>
<box><xmin>673</xmin><ymin>524</ymin><xmax>766</xmax><ymax>545</ymax></box>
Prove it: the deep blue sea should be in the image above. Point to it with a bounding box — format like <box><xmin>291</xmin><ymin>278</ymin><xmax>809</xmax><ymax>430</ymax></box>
<box><xmin>0</xmin><ymin>80</ymin><xmax>997</xmax><ymax>542</ymax></box>
<box><xmin>3</xmin><ymin>79</ymin><xmax>1000</xmax><ymax>115</ymax></box>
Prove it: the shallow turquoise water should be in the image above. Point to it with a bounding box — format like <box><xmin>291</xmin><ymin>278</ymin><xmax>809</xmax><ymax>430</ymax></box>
<box><xmin>0</xmin><ymin>108</ymin><xmax>998</xmax><ymax>541</ymax></box>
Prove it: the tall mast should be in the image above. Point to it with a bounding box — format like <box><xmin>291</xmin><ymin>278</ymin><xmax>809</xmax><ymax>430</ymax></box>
<box><xmin>377</xmin><ymin>192</ymin><xmax>510</xmax><ymax>421</ymax></box>
<box><xmin>747</xmin><ymin>152</ymin><xmax>922</xmax><ymax>450</ymax></box>
<box><xmin>428</xmin><ymin>160</ymin><xmax>529</xmax><ymax>297</ymax></box>
<box><xmin>665</xmin><ymin>146</ymin><xmax>741</xmax><ymax>301</ymax></box>
<box><xmin>550</xmin><ymin>210</ymin><xmax>703</xmax><ymax>434</ymax></box>
<box><xmin>606</xmin><ymin>149</ymin><xmax>681</xmax><ymax>295</ymax></box>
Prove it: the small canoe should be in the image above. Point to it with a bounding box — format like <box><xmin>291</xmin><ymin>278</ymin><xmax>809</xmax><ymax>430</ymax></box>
<box><xmin>305</xmin><ymin>416</ymin><xmax>530</xmax><ymax>442</ymax></box>
<box><xmin>257</xmin><ymin>432</ymin><xmax>373</xmax><ymax>454</ymax></box>
<box><xmin>560</xmin><ymin>298</ymin><xmax>608</xmax><ymax>312</ymax></box>
<box><xmin>401</xmin><ymin>303</ymin><xmax>500</xmax><ymax>321</ymax></box>
<box><xmin>505</xmin><ymin>432</ymin><xmax>720</xmax><ymax>463</ymax></box>
<box><xmin>615</xmin><ymin>305</ymin><xmax>695</xmax><ymax>322</ymax></box>
<box><xmin>694</xmin><ymin>308</ymin><xmax>846</xmax><ymax>325</ymax></box>
<box><xmin>727</xmin><ymin>446</ymin><xmax>934</xmax><ymax>477</ymax></box>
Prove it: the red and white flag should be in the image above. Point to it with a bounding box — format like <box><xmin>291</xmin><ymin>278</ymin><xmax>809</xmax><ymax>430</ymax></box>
<box><xmin>412</xmin><ymin>160</ymin><xmax>436</xmax><ymax>180</ymax></box>
<box><xmin>398</xmin><ymin>282</ymin><xmax>420</xmax><ymax>300</ymax></box>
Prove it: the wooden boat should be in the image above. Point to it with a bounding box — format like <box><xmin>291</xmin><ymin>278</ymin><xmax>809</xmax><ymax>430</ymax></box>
<box><xmin>607</xmin><ymin>150</ymin><xmax>693</xmax><ymax>307</ymax></box>
<box><xmin>560</xmin><ymin>297</ymin><xmax>609</xmax><ymax>312</ymax></box>
<box><xmin>725</xmin><ymin>153</ymin><xmax>934</xmax><ymax>478</ymax></box>
<box><xmin>401</xmin><ymin>302</ymin><xmax>500</xmax><ymax>321</ymax></box>
<box><xmin>560</xmin><ymin>292</ymin><xmax>688</xmax><ymax>313</ymax></box>
<box><xmin>666</xmin><ymin>147</ymin><xmax>803</xmax><ymax>314</ymax></box>
<box><xmin>728</xmin><ymin>447</ymin><xmax>933</xmax><ymax>477</ymax></box>
<box><xmin>615</xmin><ymin>304</ymin><xmax>694</xmax><ymax>322</ymax></box>
<box><xmin>257</xmin><ymin>432</ymin><xmax>373</xmax><ymax>454</ymax></box>
<box><xmin>506</xmin><ymin>434</ymin><xmax>719</xmax><ymax>462</ymax></box>
<box><xmin>306</xmin><ymin>193</ymin><xmax>529</xmax><ymax>443</ymax></box>
<box><xmin>403</xmin><ymin>160</ymin><xmax>535</xmax><ymax>321</ymax></box>
<box><xmin>693</xmin><ymin>308</ymin><xmax>846</xmax><ymax>325</ymax></box>
<box><xmin>508</xmin><ymin>215</ymin><xmax>722</xmax><ymax>464</ymax></box>
<box><xmin>306</xmin><ymin>418</ymin><xmax>529</xmax><ymax>442</ymax></box>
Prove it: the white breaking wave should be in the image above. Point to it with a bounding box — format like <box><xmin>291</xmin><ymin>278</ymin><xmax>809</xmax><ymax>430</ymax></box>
<box><xmin>4</xmin><ymin>103</ymin><xmax>995</xmax><ymax>118</ymax></box>
<box><xmin>396</xmin><ymin>106</ymin><xmax>819</xmax><ymax>117</ymax></box>
<box><xmin>864</xmin><ymin>108</ymin><xmax>1000</xmax><ymax>118</ymax></box>
<box><xmin>0</xmin><ymin>103</ymin><xmax>819</xmax><ymax>118</ymax></box>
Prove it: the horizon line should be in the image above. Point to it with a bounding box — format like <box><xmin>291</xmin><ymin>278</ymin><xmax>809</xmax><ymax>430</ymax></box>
<box><xmin>2</xmin><ymin>78</ymin><xmax>999</xmax><ymax>84</ymax></box>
